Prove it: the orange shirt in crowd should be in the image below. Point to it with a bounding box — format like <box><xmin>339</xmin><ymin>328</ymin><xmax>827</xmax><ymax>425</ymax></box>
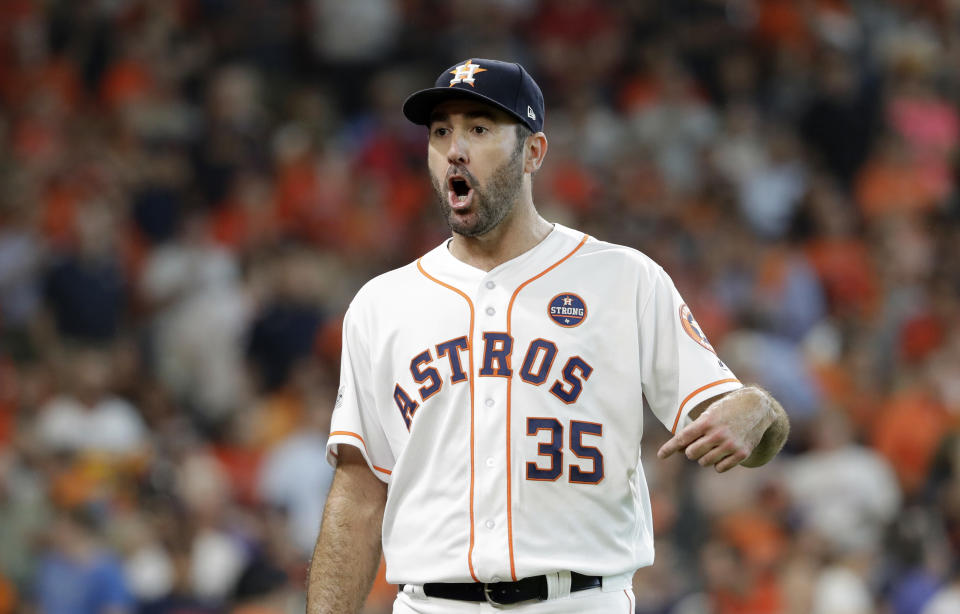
<box><xmin>804</xmin><ymin>238</ymin><xmax>879</xmax><ymax>318</ymax></box>
<box><xmin>547</xmin><ymin>159</ymin><xmax>600</xmax><ymax>214</ymax></box>
<box><xmin>899</xmin><ymin>310</ymin><xmax>946</xmax><ymax>364</ymax></box>
<box><xmin>0</xmin><ymin>573</ymin><xmax>16</xmax><ymax>614</ymax></box>
<box><xmin>711</xmin><ymin>573</ymin><xmax>783</xmax><ymax>614</ymax></box>
<box><xmin>211</xmin><ymin>445</ymin><xmax>263</xmax><ymax>507</ymax></box>
<box><xmin>753</xmin><ymin>0</ymin><xmax>811</xmax><ymax>50</ymax></box>
<box><xmin>855</xmin><ymin>157</ymin><xmax>937</xmax><ymax>218</ymax></box>
<box><xmin>0</xmin><ymin>358</ymin><xmax>16</xmax><ymax>446</ymax></box>
<box><xmin>809</xmin><ymin>362</ymin><xmax>881</xmax><ymax>433</ymax></box>
<box><xmin>718</xmin><ymin>510</ymin><xmax>788</xmax><ymax>570</ymax></box>
<box><xmin>871</xmin><ymin>389</ymin><xmax>952</xmax><ymax>496</ymax></box>
<box><xmin>250</xmin><ymin>391</ymin><xmax>307</xmax><ymax>452</ymax></box>
<box><xmin>99</xmin><ymin>57</ymin><xmax>153</xmax><ymax>108</ymax></box>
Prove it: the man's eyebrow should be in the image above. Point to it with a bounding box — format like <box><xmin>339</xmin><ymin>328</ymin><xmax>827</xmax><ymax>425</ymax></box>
<box><xmin>464</xmin><ymin>109</ymin><xmax>496</xmax><ymax>120</ymax></box>
<box><xmin>428</xmin><ymin>109</ymin><xmax>497</xmax><ymax>124</ymax></box>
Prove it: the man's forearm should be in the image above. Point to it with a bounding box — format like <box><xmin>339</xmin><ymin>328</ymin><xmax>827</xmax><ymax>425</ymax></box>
<box><xmin>307</xmin><ymin>450</ymin><xmax>387</xmax><ymax>614</ymax></box>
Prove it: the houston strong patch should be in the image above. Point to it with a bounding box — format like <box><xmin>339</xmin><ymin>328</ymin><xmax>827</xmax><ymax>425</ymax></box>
<box><xmin>548</xmin><ymin>293</ymin><xmax>587</xmax><ymax>327</ymax></box>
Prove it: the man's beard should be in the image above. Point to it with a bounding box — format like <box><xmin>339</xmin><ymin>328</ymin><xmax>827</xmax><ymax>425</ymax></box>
<box><xmin>431</xmin><ymin>146</ymin><xmax>524</xmax><ymax>238</ymax></box>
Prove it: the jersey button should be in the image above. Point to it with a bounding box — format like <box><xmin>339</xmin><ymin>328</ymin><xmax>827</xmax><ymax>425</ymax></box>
<box><xmin>486</xmin><ymin>307</ymin><xmax>496</xmax><ymax>316</ymax></box>
<box><xmin>485</xmin><ymin>520</ymin><xmax>495</xmax><ymax>530</ymax></box>
<box><xmin>491</xmin><ymin>576</ymin><xmax>501</xmax><ymax>583</ymax></box>
<box><xmin>485</xmin><ymin>281</ymin><xmax>495</xmax><ymax>289</ymax></box>
<box><xmin>484</xmin><ymin>398</ymin><xmax>494</xmax><ymax>407</ymax></box>
<box><xmin>485</xmin><ymin>457</ymin><xmax>494</xmax><ymax>467</ymax></box>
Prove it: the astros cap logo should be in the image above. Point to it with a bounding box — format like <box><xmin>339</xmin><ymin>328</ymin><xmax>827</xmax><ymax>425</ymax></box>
<box><xmin>449</xmin><ymin>60</ymin><xmax>487</xmax><ymax>87</ymax></box>
<box><xmin>679</xmin><ymin>304</ymin><xmax>715</xmax><ymax>354</ymax></box>
<box><xmin>548</xmin><ymin>293</ymin><xmax>587</xmax><ymax>327</ymax></box>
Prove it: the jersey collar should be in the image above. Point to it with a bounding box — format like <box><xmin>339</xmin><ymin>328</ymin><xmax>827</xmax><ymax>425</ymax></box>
<box><xmin>419</xmin><ymin>224</ymin><xmax>585</xmax><ymax>290</ymax></box>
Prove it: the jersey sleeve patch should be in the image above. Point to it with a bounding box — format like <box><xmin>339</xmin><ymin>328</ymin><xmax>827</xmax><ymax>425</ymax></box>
<box><xmin>679</xmin><ymin>304</ymin><xmax>715</xmax><ymax>354</ymax></box>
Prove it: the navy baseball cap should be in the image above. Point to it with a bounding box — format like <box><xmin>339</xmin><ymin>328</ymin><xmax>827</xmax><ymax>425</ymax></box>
<box><xmin>402</xmin><ymin>59</ymin><xmax>545</xmax><ymax>133</ymax></box>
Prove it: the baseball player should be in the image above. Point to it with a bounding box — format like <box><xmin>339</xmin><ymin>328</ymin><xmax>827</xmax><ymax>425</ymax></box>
<box><xmin>307</xmin><ymin>59</ymin><xmax>789</xmax><ymax>613</ymax></box>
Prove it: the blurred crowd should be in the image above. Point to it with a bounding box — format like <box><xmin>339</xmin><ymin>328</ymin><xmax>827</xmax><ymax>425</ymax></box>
<box><xmin>1</xmin><ymin>0</ymin><xmax>959</xmax><ymax>613</ymax></box>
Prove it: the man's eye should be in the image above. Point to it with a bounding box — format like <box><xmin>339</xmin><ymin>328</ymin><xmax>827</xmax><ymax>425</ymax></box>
<box><xmin>473</xmin><ymin>126</ymin><xmax>488</xmax><ymax>134</ymax></box>
<box><xmin>432</xmin><ymin>127</ymin><xmax>448</xmax><ymax>137</ymax></box>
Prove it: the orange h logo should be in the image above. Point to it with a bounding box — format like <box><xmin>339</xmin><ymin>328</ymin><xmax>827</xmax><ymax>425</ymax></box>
<box><xmin>449</xmin><ymin>60</ymin><xmax>487</xmax><ymax>87</ymax></box>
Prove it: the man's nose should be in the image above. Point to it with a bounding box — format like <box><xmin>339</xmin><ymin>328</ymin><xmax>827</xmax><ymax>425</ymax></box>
<box><xmin>447</xmin><ymin>132</ymin><xmax>469</xmax><ymax>165</ymax></box>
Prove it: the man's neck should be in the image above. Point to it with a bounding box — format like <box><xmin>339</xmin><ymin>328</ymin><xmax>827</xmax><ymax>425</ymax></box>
<box><xmin>448</xmin><ymin>204</ymin><xmax>554</xmax><ymax>272</ymax></box>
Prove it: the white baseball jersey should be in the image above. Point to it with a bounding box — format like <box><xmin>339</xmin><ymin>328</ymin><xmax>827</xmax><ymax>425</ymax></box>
<box><xmin>327</xmin><ymin>223</ymin><xmax>741</xmax><ymax>585</ymax></box>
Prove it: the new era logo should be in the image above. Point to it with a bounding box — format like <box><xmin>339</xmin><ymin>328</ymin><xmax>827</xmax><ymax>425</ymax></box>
<box><xmin>527</xmin><ymin>106</ymin><xmax>536</xmax><ymax>120</ymax></box>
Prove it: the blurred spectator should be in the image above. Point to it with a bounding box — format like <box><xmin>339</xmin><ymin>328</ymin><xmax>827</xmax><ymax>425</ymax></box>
<box><xmin>736</xmin><ymin>128</ymin><xmax>808</xmax><ymax>240</ymax></box>
<box><xmin>751</xmin><ymin>244</ymin><xmax>826</xmax><ymax>341</ymax></box>
<box><xmin>809</xmin><ymin>558</ymin><xmax>873</xmax><ymax>614</ymax></box>
<box><xmin>882</xmin><ymin>506</ymin><xmax>946</xmax><ymax>614</ymax></box>
<box><xmin>629</xmin><ymin>53</ymin><xmax>718</xmax><ymax>193</ymax></box>
<box><xmin>231</xmin><ymin>555</ymin><xmax>290</xmax><ymax>614</ymax></box>
<box><xmin>699</xmin><ymin>538</ymin><xmax>781</xmax><ymax>614</ymax></box>
<box><xmin>710</xmin><ymin>103</ymin><xmax>766</xmax><ymax>192</ymax></box>
<box><xmin>34</xmin><ymin>508</ymin><xmax>134</xmax><ymax>614</ymax></box>
<box><xmin>43</xmin><ymin>201</ymin><xmax>127</xmax><ymax>342</ymax></box>
<box><xmin>923</xmin><ymin>574</ymin><xmax>960</xmax><ymax>614</ymax></box>
<box><xmin>310</xmin><ymin>0</ymin><xmax>400</xmax><ymax>64</ymax></box>
<box><xmin>229</xmin><ymin>504</ymin><xmax>304</xmax><ymax>614</ymax></box>
<box><xmin>245</xmin><ymin>245</ymin><xmax>328</xmax><ymax>394</ymax></box>
<box><xmin>174</xmin><ymin>447</ymin><xmax>249</xmax><ymax>604</ymax></box>
<box><xmin>34</xmin><ymin>346</ymin><xmax>146</xmax><ymax>457</ymax></box>
<box><xmin>0</xmin><ymin>176</ymin><xmax>45</xmax><ymax>344</ymax></box>
<box><xmin>116</xmin><ymin>510</ymin><xmax>175</xmax><ymax>607</ymax></box>
<box><xmin>721</xmin><ymin>331</ymin><xmax>823</xmax><ymax>424</ymax></box>
<box><xmin>256</xmin><ymin>400</ymin><xmax>335</xmax><ymax>557</ymax></box>
<box><xmin>871</xmin><ymin>381</ymin><xmax>952</xmax><ymax>499</ymax></box>
<box><xmin>799</xmin><ymin>177</ymin><xmax>880</xmax><ymax>319</ymax></box>
<box><xmin>785</xmin><ymin>409</ymin><xmax>901</xmax><ymax>555</ymax></box>
<box><xmin>799</xmin><ymin>49</ymin><xmax>878</xmax><ymax>187</ymax></box>
<box><xmin>530</xmin><ymin>0</ymin><xmax>623</xmax><ymax>95</ymax></box>
<box><xmin>856</xmin><ymin>133</ymin><xmax>939</xmax><ymax>218</ymax></box>
<box><xmin>140</xmin><ymin>210</ymin><xmax>250</xmax><ymax>421</ymax></box>
<box><xmin>0</xmin><ymin>451</ymin><xmax>51</xmax><ymax>599</ymax></box>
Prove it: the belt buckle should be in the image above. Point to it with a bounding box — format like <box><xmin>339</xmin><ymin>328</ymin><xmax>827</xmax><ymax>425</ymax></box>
<box><xmin>483</xmin><ymin>582</ymin><xmax>505</xmax><ymax>608</ymax></box>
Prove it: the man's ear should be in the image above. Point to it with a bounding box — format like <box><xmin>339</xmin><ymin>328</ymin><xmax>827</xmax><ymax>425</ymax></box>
<box><xmin>524</xmin><ymin>132</ymin><xmax>548</xmax><ymax>174</ymax></box>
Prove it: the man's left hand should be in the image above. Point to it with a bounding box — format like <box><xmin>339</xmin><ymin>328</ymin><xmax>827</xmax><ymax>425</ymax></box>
<box><xmin>657</xmin><ymin>386</ymin><xmax>788</xmax><ymax>472</ymax></box>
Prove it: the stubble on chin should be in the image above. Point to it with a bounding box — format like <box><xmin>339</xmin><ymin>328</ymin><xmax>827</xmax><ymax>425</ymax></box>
<box><xmin>430</xmin><ymin>151</ymin><xmax>524</xmax><ymax>238</ymax></box>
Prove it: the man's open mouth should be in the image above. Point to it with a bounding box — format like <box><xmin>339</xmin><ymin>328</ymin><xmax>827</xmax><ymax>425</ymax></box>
<box><xmin>447</xmin><ymin>175</ymin><xmax>474</xmax><ymax>210</ymax></box>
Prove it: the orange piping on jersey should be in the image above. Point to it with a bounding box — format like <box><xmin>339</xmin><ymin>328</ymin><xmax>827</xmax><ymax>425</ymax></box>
<box><xmin>504</xmin><ymin>233</ymin><xmax>589</xmax><ymax>581</ymax></box>
<box><xmin>624</xmin><ymin>589</ymin><xmax>634</xmax><ymax>612</ymax></box>
<box><xmin>670</xmin><ymin>378</ymin><xmax>741</xmax><ymax>434</ymax></box>
<box><xmin>329</xmin><ymin>430</ymin><xmax>393</xmax><ymax>475</ymax></box>
<box><xmin>416</xmin><ymin>259</ymin><xmax>479</xmax><ymax>583</ymax></box>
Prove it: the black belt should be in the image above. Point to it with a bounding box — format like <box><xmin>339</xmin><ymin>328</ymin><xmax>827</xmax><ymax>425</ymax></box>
<box><xmin>401</xmin><ymin>572</ymin><xmax>601</xmax><ymax>606</ymax></box>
